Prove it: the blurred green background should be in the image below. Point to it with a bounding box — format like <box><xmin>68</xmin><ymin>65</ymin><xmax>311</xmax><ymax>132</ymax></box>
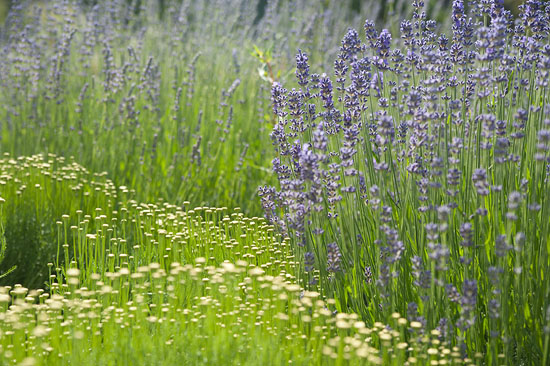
<box><xmin>0</xmin><ymin>0</ymin><xmax>526</xmax><ymax>25</ymax></box>
<box><xmin>0</xmin><ymin>0</ymin><xmax>7</xmax><ymax>22</ymax></box>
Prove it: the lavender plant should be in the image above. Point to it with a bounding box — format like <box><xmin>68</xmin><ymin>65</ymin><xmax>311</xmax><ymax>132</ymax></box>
<box><xmin>1</xmin><ymin>0</ymin><xmax>548</xmax><ymax>364</ymax></box>
<box><xmin>0</xmin><ymin>0</ymin><xmax>397</xmax><ymax>216</ymax></box>
<box><xmin>261</xmin><ymin>1</ymin><xmax>550</xmax><ymax>363</ymax></box>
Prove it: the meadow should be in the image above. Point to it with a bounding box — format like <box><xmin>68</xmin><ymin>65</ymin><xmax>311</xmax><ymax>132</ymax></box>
<box><xmin>0</xmin><ymin>0</ymin><xmax>548</xmax><ymax>365</ymax></box>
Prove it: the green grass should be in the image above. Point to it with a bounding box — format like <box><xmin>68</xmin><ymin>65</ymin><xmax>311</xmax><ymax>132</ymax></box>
<box><xmin>0</xmin><ymin>0</ymin><xmax>367</xmax><ymax>216</ymax></box>
<box><xmin>0</xmin><ymin>0</ymin><xmax>430</xmax><ymax>215</ymax></box>
<box><xmin>0</xmin><ymin>197</ymin><xmax>466</xmax><ymax>365</ymax></box>
<box><xmin>0</xmin><ymin>0</ymin><xmax>548</xmax><ymax>365</ymax></box>
<box><xmin>0</xmin><ymin>154</ymin><xmax>123</xmax><ymax>288</ymax></box>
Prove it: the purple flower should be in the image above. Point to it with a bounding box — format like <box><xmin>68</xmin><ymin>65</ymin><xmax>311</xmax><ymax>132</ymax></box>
<box><xmin>304</xmin><ymin>252</ymin><xmax>315</xmax><ymax>272</ymax></box>
<box><xmin>364</xmin><ymin>266</ymin><xmax>373</xmax><ymax>283</ymax></box>
<box><xmin>452</xmin><ymin>0</ymin><xmax>465</xmax><ymax>34</ymax></box>
<box><xmin>364</xmin><ymin>20</ymin><xmax>378</xmax><ymax>49</ymax></box>
<box><xmin>340</xmin><ymin>28</ymin><xmax>362</xmax><ymax>60</ymax></box>
<box><xmin>461</xmin><ymin>280</ymin><xmax>478</xmax><ymax>310</ymax></box>
<box><xmin>400</xmin><ymin>20</ymin><xmax>413</xmax><ymax>44</ymax></box>
<box><xmin>460</xmin><ymin>222</ymin><xmax>473</xmax><ymax>248</ymax></box>
<box><xmin>472</xmin><ymin>168</ymin><xmax>490</xmax><ymax>196</ymax></box>
<box><xmin>271</xmin><ymin>82</ymin><xmax>288</xmax><ymax>118</ymax></box>
<box><xmin>519</xmin><ymin>0</ymin><xmax>548</xmax><ymax>35</ymax></box>
<box><xmin>295</xmin><ymin>49</ymin><xmax>310</xmax><ymax>87</ymax></box>
<box><xmin>446</xmin><ymin>284</ymin><xmax>461</xmax><ymax>303</ymax></box>
<box><xmin>377</xmin><ymin>29</ymin><xmax>392</xmax><ymax>59</ymax></box>
<box><xmin>327</xmin><ymin>242</ymin><xmax>342</xmax><ymax>273</ymax></box>
<box><xmin>318</xmin><ymin>75</ymin><xmax>334</xmax><ymax>110</ymax></box>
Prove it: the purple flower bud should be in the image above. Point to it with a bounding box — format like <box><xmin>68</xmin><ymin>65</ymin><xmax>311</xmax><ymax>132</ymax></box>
<box><xmin>327</xmin><ymin>242</ymin><xmax>342</xmax><ymax>273</ymax></box>
<box><xmin>364</xmin><ymin>20</ymin><xmax>378</xmax><ymax>49</ymax></box>
<box><xmin>377</xmin><ymin>29</ymin><xmax>392</xmax><ymax>59</ymax></box>
<box><xmin>304</xmin><ymin>252</ymin><xmax>315</xmax><ymax>272</ymax></box>
<box><xmin>340</xmin><ymin>28</ymin><xmax>362</xmax><ymax>60</ymax></box>
<box><xmin>295</xmin><ymin>49</ymin><xmax>310</xmax><ymax>87</ymax></box>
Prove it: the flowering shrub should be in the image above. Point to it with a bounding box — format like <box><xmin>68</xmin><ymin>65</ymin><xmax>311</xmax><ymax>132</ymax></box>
<box><xmin>0</xmin><ymin>0</ymin><xmax>548</xmax><ymax>364</ymax></box>
<box><xmin>261</xmin><ymin>1</ymin><xmax>550</xmax><ymax>363</ymax></box>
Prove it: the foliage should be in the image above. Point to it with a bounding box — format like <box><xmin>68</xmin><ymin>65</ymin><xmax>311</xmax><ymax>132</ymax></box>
<box><xmin>261</xmin><ymin>1</ymin><xmax>550</xmax><ymax>364</ymax></box>
<box><xmin>0</xmin><ymin>154</ymin><xmax>122</xmax><ymax>288</ymax></box>
<box><xmin>0</xmin><ymin>0</ymin><xmax>548</xmax><ymax>365</ymax></box>
<box><xmin>0</xmin><ymin>199</ymin><xmax>466</xmax><ymax>365</ymax></box>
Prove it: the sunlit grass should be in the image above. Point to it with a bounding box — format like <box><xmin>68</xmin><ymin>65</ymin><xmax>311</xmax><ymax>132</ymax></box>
<box><xmin>0</xmin><ymin>154</ymin><xmax>124</xmax><ymax>288</ymax></box>
<box><xmin>0</xmin><ymin>0</ymin><xmax>548</xmax><ymax>364</ymax></box>
<box><xmin>0</xmin><ymin>193</ymin><xmax>467</xmax><ymax>365</ymax></box>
